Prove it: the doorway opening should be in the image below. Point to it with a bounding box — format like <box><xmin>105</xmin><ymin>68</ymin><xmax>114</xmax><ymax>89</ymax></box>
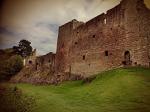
<box><xmin>123</xmin><ymin>51</ymin><xmax>131</xmax><ymax>66</ymax></box>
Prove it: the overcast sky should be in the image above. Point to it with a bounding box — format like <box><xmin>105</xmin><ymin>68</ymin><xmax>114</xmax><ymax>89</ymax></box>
<box><xmin>0</xmin><ymin>0</ymin><xmax>150</xmax><ymax>55</ymax></box>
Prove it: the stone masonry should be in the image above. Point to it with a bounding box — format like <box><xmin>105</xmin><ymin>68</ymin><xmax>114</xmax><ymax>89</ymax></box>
<box><xmin>22</xmin><ymin>0</ymin><xmax>150</xmax><ymax>83</ymax></box>
<box><xmin>55</xmin><ymin>0</ymin><xmax>150</xmax><ymax>77</ymax></box>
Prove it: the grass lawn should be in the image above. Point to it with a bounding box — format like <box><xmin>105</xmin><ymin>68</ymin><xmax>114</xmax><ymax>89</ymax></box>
<box><xmin>3</xmin><ymin>67</ymin><xmax>150</xmax><ymax>112</ymax></box>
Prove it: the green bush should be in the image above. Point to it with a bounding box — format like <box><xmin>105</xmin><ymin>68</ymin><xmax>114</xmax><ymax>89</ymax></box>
<box><xmin>0</xmin><ymin>55</ymin><xmax>23</xmax><ymax>81</ymax></box>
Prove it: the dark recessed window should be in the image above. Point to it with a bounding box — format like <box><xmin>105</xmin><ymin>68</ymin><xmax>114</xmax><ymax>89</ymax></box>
<box><xmin>75</xmin><ymin>42</ymin><xmax>78</xmax><ymax>45</ymax></box>
<box><xmin>105</xmin><ymin>51</ymin><xmax>108</xmax><ymax>56</ymax></box>
<box><xmin>148</xmin><ymin>55</ymin><xmax>150</xmax><ymax>59</ymax></box>
<box><xmin>83</xmin><ymin>55</ymin><xmax>85</xmax><ymax>60</ymax></box>
<box><xmin>93</xmin><ymin>35</ymin><xmax>96</xmax><ymax>38</ymax></box>
<box><xmin>77</xmin><ymin>32</ymin><xmax>79</xmax><ymax>34</ymax></box>
<box><xmin>29</xmin><ymin>60</ymin><xmax>32</xmax><ymax>64</ymax></box>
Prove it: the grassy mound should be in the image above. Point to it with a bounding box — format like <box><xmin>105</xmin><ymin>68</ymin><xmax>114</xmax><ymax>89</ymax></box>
<box><xmin>3</xmin><ymin>67</ymin><xmax>150</xmax><ymax>112</ymax></box>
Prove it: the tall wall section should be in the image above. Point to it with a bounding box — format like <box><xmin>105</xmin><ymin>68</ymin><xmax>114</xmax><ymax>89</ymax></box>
<box><xmin>36</xmin><ymin>52</ymin><xmax>55</xmax><ymax>73</ymax></box>
<box><xmin>119</xmin><ymin>0</ymin><xmax>150</xmax><ymax>67</ymax></box>
<box><xmin>69</xmin><ymin>4</ymin><xmax>125</xmax><ymax>77</ymax></box>
<box><xmin>55</xmin><ymin>19</ymin><xmax>84</xmax><ymax>74</ymax></box>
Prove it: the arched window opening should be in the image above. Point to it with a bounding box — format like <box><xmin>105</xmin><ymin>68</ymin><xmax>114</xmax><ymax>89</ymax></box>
<box><xmin>29</xmin><ymin>60</ymin><xmax>32</xmax><ymax>64</ymax></box>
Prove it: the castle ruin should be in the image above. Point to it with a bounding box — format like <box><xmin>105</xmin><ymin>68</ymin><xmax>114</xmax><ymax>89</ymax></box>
<box><xmin>55</xmin><ymin>0</ymin><xmax>150</xmax><ymax>77</ymax></box>
<box><xmin>16</xmin><ymin>0</ymin><xmax>150</xmax><ymax>83</ymax></box>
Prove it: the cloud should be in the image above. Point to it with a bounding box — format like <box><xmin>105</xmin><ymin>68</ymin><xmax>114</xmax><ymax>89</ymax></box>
<box><xmin>0</xmin><ymin>27</ymin><xmax>23</xmax><ymax>48</ymax></box>
<box><xmin>0</xmin><ymin>0</ymin><xmax>124</xmax><ymax>55</ymax></box>
<box><xmin>0</xmin><ymin>27</ymin><xmax>17</xmax><ymax>36</ymax></box>
<box><xmin>35</xmin><ymin>22</ymin><xmax>59</xmax><ymax>34</ymax></box>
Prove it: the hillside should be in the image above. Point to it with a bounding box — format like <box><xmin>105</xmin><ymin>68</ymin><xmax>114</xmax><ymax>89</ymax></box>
<box><xmin>0</xmin><ymin>48</ymin><xmax>15</xmax><ymax>60</ymax></box>
<box><xmin>1</xmin><ymin>67</ymin><xmax>150</xmax><ymax>112</ymax></box>
<box><xmin>0</xmin><ymin>48</ymin><xmax>23</xmax><ymax>81</ymax></box>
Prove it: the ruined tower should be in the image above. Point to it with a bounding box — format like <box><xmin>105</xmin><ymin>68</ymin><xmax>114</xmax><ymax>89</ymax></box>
<box><xmin>55</xmin><ymin>19</ymin><xmax>84</xmax><ymax>74</ymax></box>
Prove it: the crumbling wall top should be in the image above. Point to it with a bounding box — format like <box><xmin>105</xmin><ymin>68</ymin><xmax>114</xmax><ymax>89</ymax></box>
<box><xmin>59</xmin><ymin>19</ymin><xmax>84</xmax><ymax>30</ymax></box>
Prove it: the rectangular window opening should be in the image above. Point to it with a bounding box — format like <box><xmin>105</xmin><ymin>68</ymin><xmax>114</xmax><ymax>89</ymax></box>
<box><xmin>83</xmin><ymin>55</ymin><xmax>85</xmax><ymax>60</ymax></box>
<box><xmin>75</xmin><ymin>42</ymin><xmax>78</xmax><ymax>45</ymax></box>
<box><xmin>105</xmin><ymin>51</ymin><xmax>108</xmax><ymax>56</ymax></box>
<box><xmin>93</xmin><ymin>35</ymin><xmax>96</xmax><ymax>38</ymax></box>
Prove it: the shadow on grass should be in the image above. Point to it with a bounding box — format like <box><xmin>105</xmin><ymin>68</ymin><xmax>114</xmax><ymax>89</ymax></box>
<box><xmin>0</xmin><ymin>83</ymin><xmax>36</xmax><ymax>112</ymax></box>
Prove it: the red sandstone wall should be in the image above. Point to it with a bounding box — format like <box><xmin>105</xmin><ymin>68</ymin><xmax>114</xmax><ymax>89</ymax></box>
<box><xmin>121</xmin><ymin>0</ymin><xmax>150</xmax><ymax>67</ymax></box>
<box><xmin>55</xmin><ymin>19</ymin><xmax>84</xmax><ymax>73</ymax></box>
<box><xmin>36</xmin><ymin>52</ymin><xmax>55</xmax><ymax>72</ymax></box>
<box><xmin>68</xmin><ymin>2</ymin><xmax>125</xmax><ymax>76</ymax></box>
<box><xmin>55</xmin><ymin>0</ymin><xmax>150</xmax><ymax>77</ymax></box>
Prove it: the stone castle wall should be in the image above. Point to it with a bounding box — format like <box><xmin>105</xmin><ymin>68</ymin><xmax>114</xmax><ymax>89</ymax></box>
<box><xmin>36</xmin><ymin>52</ymin><xmax>55</xmax><ymax>73</ymax></box>
<box><xmin>25</xmin><ymin>50</ymin><xmax>55</xmax><ymax>74</ymax></box>
<box><xmin>24</xmin><ymin>49</ymin><xmax>37</xmax><ymax>68</ymax></box>
<box><xmin>55</xmin><ymin>0</ymin><xmax>150</xmax><ymax>77</ymax></box>
<box><xmin>24</xmin><ymin>0</ymin><xmax>150</xmax><ymax>79</ymax></box>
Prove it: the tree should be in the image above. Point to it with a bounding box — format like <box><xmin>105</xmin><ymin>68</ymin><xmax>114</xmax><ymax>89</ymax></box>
<box><xmin>0</xmin><ymin>55</ymin><xmax>23</xmax><ymax>80</ymax></box>
<box><xmin>13</xmin><ymin>39</ymin><xmax>32</xmax><ymax>58</ymax></box>
<box><xmin>5</xmin><ymin>55</ymin><xmax>23</xmax><ymax>76</ymax></box>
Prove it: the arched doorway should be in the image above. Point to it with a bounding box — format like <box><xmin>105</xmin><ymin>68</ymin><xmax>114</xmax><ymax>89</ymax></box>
<box><xmin>124</xmin><ymin>51</ymin><xmax>131</xmax><ymax>66</ymax></box>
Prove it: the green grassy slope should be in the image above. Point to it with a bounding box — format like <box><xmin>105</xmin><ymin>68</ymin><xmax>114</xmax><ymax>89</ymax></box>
<box><xmin>11</xmin><ymin>67</ymin><xmax>150</xmax><ymax>112</ymax></box>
